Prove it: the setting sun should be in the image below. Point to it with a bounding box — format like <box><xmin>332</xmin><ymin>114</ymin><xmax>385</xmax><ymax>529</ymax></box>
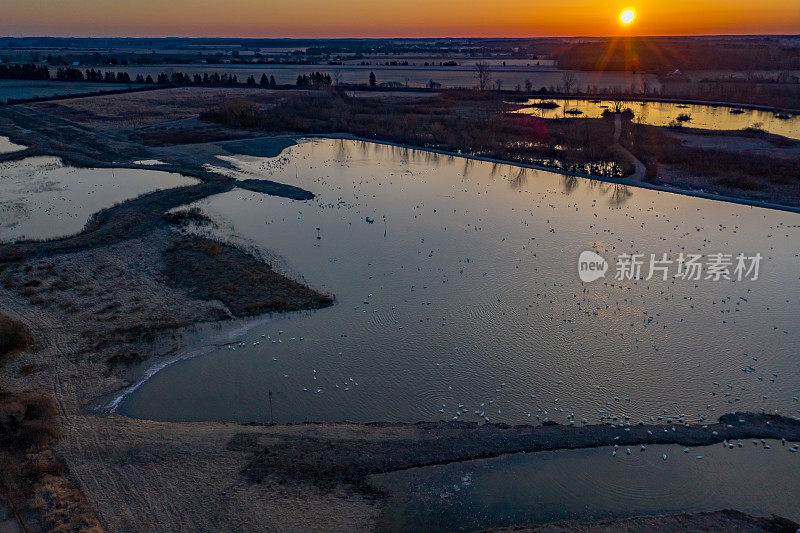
<box><xmin>620</xmin><ymin>9</ymin><xmax>635</xmax><ymax>24</ymax></box>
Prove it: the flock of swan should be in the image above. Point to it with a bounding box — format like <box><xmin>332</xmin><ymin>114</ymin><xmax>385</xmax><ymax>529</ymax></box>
<box><xmin>149</xmin><ymin>139</ymin><xmax>800</xmax><ymax>449</ymax></box>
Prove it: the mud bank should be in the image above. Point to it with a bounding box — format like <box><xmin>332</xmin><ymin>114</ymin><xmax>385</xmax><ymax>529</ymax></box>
<box><xmin>234</xmin><ymin>413</ymin><xmax>800</xmax><ymax>494</ymax></box>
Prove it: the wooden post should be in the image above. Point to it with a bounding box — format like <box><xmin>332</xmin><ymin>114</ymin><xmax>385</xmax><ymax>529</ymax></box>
<box><xmin>268</xmin><ymin>389</ymin><xmax>273</xmax><ymax>425</ymax></box>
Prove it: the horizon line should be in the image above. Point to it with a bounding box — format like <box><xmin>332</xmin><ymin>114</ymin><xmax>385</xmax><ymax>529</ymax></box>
<box><xmin>2</xmin><ymin>33</ymin><xmax>800</xmax><ymax>41</ymax></box>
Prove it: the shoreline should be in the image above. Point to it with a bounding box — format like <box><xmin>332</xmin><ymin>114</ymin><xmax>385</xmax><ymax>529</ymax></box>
<box><xmin>507</xmin><ymin>92</ymin><xmax>800</xmax><ymax>114</ymax></box>
<box><xmin>234</xmin><ymin>412</ymin><xmax>800</xmax><ymax>496</ymax></box>
<box><xmin>312</xmin><ymin>133</ymin><xmax>800</xmax><ymax>214</ymax></box>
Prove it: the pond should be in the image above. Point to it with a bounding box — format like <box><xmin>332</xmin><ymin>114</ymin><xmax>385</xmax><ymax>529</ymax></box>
<box><xmin>513</xmin><ymin>98</ymin><xmax>800</xmax><ymax>140</ymax></box>
<box><xmin>371</xmin><ymin>439</ymin><xmax>800</xmax><ymax>532</ymax></box>
<box><xmin>116</xmin><ymin>138</ymin><xmax>800</xmax><ymax>428</ymax></box>
<box><xmin>0</xmin><ymin>156</ymin><xmax>198</xmax><ymax>243</ymax></box>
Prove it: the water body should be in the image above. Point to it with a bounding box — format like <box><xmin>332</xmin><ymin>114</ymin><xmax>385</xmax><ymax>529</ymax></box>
<box><xmin>371</xmin><ymin>440</ymin><xmax>800</xmax><ymax>532</ymax></box>
<box><xmin>110</xmin><ymin>64</ymin><xmax>657</xmax><ymax>92</ymax></box>
<box><xmin>0</xmin><ymin>80</ymin><xmax>138</xmax><ymax>103</ymax></box>
<box><xmin>514</xmin><ymin>98</ymin><xmax>800</xmax><ymax>140</ymax></box>
<box><xmin>0</xmin><ymin>156</ymin><xmax>198</xmax><ymax>243</ymax></box>
<box><xmin>0</xmin><ymin>135</ymin><xmax>25</xmax><ymax>154</ymax></box>
<box><xmin>119</xmin><ymin>138</ymin><xmax>800</xmax><ymax>427</ymax></box>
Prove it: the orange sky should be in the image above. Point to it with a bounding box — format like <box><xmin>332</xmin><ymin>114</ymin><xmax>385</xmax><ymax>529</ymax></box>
<box><xmin>2</xmin><ymin>0</ymin><xmax>799</xmax><ymax>37</ymax></box>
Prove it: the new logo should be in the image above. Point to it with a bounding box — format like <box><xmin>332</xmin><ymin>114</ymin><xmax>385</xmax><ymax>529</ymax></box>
<box><xmin>578</xmin><ymin>251</ymin><xmax>608</xmax><ymax>282</ymax></box>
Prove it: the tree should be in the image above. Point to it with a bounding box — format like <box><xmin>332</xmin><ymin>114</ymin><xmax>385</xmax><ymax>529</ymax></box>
<box><xmin>525</xmin><ymin>79</ymin><xmax>533</xmax><ymax>92</ymax></box>
<box><xmin>475</xmin><ymin>61</ymin><xmax>492</xmax><ymax>91</ymax></box>
<box><xmin>269</xmin><ymin>75</ymin><xmax>276</xmax><ymax>86</ymax></box>
<box><xmin>369</xmin><ymin>71</ymin><xmax>376</xmax><ymax>87</ymax></box>
<box><xmin>260</xmin><ymin>73</ymin><xmax>269</xmax><ymax>87</ymax></box>
<box><xmin>560</xmin><ymin>71</ymin><xmax>577</xmax><ymax>94</ymax></box>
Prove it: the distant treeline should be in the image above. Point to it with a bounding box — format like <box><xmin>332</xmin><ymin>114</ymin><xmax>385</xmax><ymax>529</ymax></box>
<box><xmin>0</xmin><ymin>64</ymin><xmax>286</xmax><ymax>87</ymax></box>
<box><xmin>554</xmin><ymin>38</ymin><xmax>800</xmax><ymax>72</ymax></box>
<box><xmin>296</xmin><ymin>72</ymin><xmax>332</xmax><ymax>88</ymax></box>
<box><xmin>0</xmin><ymin>63</ymin><xmax>50</xmax><ymax>80</ymax></box>
<box><xmin>1</xmin><ymin>64</ymin><xmax>354</xmax><ymax>90</ymax></box>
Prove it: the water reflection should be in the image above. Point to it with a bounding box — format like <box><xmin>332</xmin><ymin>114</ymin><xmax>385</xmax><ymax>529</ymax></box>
<box><xmin>121</xmin><ymin>139</ymin><xmax>800</xmax><ymax>429</ymax></box>
<box><xmin>0</xmin><ymin>156</ymin><xmax>198</xmax><ymax>242</ymax></box>
<box><xmin>515</xmin><ymin>98</ymin><xmax>800</xmax><ymax>140</ymax></box>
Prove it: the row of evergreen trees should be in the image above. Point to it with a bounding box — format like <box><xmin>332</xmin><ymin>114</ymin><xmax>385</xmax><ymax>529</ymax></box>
<box><xmin>0</xmin><ymin>64</ymin><xmax>50</xmax><ymax>80</ymax></box>
<box><xmin>296</xmin><ymin>72</ymin><xmax>333</xmax><ymax>88</ymax></box>
<box><xmin>52</xmin><ymin>67</ymin><xmax>250</xmax><ymax>86</ymax></box>
<box><xmin>3</xmin><ymin>64</ymin><xmax>373</xmax><ymax>90</ymax></box>
<box><xmin>248</xmin><ymin>74</ymin><xmax>278</xmax><ymax>87</ymax></box>
<box><xmin>2</xmin><ymin>64</ymin><xmax>307</xmax><ymax>88</ymax></box>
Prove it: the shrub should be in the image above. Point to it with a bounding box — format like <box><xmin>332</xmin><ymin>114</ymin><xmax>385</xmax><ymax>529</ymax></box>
<box><xmin>0</xmin><ymin>315</ymin><xmax>33</xmax><ymax>360</ymax></box>
<box><xmin>211</xmin><ymin>99</ymin><xmax>267</xmax><ymax>128</ymax></box>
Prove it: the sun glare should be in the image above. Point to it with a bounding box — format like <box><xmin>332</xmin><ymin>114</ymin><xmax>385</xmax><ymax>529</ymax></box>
<box><xmin>620</xmin><ymin>9</ymin><xmax>635</xmax><ymax>24</ymax></box>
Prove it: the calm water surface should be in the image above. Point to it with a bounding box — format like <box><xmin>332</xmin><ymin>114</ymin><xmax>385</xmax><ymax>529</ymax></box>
<box><xmin>371</xmin><ymin>440</ymin><xmax>800</xmax><ymax>531</ymax></box>
<box><xmin>515</xmin><ymin>98</ymin><xmax>800</xmax><ymax>140</ymax></box>
<box><xmin>118</xmin><ymin>139</ymin><xmax>800</xmax><ymax>427</ymax></box>
<box><xmin>0</xmin><ymin>156</ymin><xmax>198</xmax><ymax>242</ymax></box>
<box><xmin>0</xmin><ymin>80</ymin><xmax>138</xmax><ymax>103</ymax></box>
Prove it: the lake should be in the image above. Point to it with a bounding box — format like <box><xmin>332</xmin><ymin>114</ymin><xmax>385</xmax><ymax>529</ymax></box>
<box><xmin>514</xmin><ymin>98</ymin><xmax>800</xmax><ymax>140</ymax></box>
<box><xmin>0</xmin><ymin>156</ymin><xmax>198</xmax><ymax>243</ymax></box>
<box><xmin>116</xmin><ymin>138</ymin><xmax>800</xmax><ymax>429</ymax></box>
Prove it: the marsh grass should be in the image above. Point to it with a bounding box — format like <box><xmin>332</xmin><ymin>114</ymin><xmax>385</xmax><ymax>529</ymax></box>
<box><xmin>163</xmin><ymin>237</ymin><xmax>333</xmax><ymax>316</ymax></box>
<box><xmin>0</xmin><ymin>385</ymin><xmax>101</xmax><ymax>531</ymax></box>
<box><xmin>206</xmin><ymin>90</ymin><xmax>627</xmax><ymax>177</ymax></box>
<box><xmin>628</xmin><ymin>124</ymin><xmax>800</xmax><ymax>195</ymax></box>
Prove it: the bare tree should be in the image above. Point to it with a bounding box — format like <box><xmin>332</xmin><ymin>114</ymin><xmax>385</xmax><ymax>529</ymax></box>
<box><xmin>610</xmin><ymin>99</ymin><xmax>625</xmax><ymax>113</ymax></box>
<box><xmin>475</xmin><ymin>61</ymin><xmax>492</xmax><ymax>91</ymax></box>
<box><xmin>560</xmin><ymin>71</ymin><xmax>577</xmax><ymax>94</ymax></box>
<box><xmin>495</xmin><ymin>79</ymin><xmax>503</xmax><ymax>92</ymax></box>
